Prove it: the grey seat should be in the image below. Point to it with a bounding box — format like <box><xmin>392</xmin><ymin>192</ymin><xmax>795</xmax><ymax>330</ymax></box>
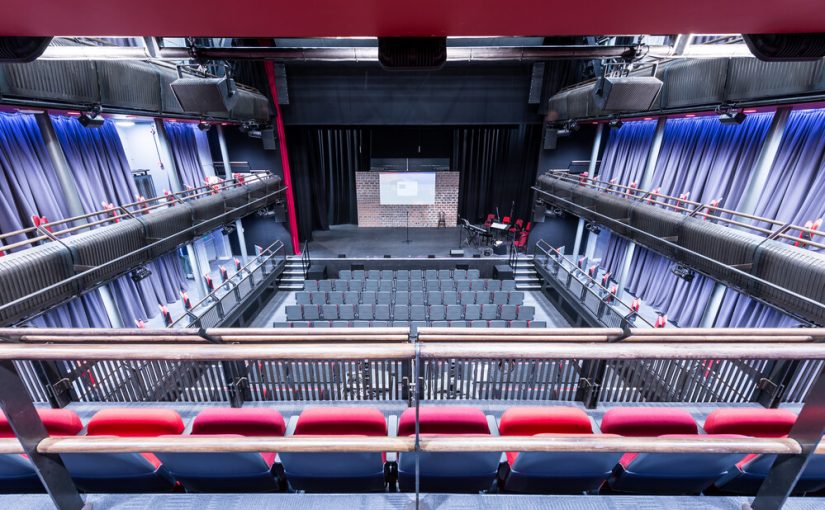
<box><xmin>431</xmin><ymin>321</ymin><xmax>449</xmax><ymax>327</ymax></box>
<box><xmin>310</xmin><ymin>291</ymin><xmax>326</xmax><ymax>305</ymax></box>
<box><xmin>394</xmin><ymin>305</ymin><xmax>410</xmax><ymax>321</ymax></box>
<box><xmin>396</xmin><ymin>280</ymin><xmax>410</xmax><ymax>292</ymax></box>
<box><xmin>427</xmin><ymin>291</ymin><xmax>442</xmax><ymax>305</ymax></box>
<box><xmin>295</xmin><ymin>292</ymin><xmax>311</xmax><ymax>305</ymax></box>
<box><xmin>303</xmin><ymin>305</ymin><xmax>321</xmax><ymax>320</ymax></box>
<box><xmin>339</xmin><ymin>304</ymin><xmax>356</xmax><ymax>320</ymax></box>
<box><xmin>333</xmin><ymin>279</ymin><xmax>348</xmax><ymax>291</ymax></box>
<box><xmin>500</xmin><ymin>304</ymin><xmax>517</xmax><ymax>321</ymax></box>
<box><xmin>456</xmin><ymin>280</ymin><xmax>471</xmax><ymax>292</ymax></box>
<box><xmin>410</xmin><ymin>291</ymin><xmax>425</xmax><ymax>306</ymax></box>
<box><xmin>322</xmin><ymin>304</ymin><xmax>338</xmax><ymax>320</ymax></box>
<box><xmin>381</xmin><ymin>269</ymin><xmax>394</xmax><ymax>280</ymax></box>
<box><xmin>368</xmin><ymin>270</ymin><xmax>380</xmax><ymax>279</ymax></box>
<box><xmin>470</xmin><ymin>280</ymin><xmax>486</xmax><ymax>291</ymax></box>
<box><xmin>410</xmin><ymin>280</ymin><xmax>424</xmax><ymax>291</ymax></box>
<box><xmin>530</xmin><ymin>321</ymin><xmax>547</xmax><ymax>328</ymax></box>
<box><xmin>468</xmin><ymin>269</ymin><xmax>481</xmax><ymax>279</ymax></box>
<box><xmin>371</xmin><ymin>321</ymin><xmax>389</xmax><ymax>327</ymax></box>
<box><xmin>487</xmin><ymin>280</ymin><xmax>502</xmax><ymax>292</ymax></box>
<box><xmin>364</xmin><ymin>280</ymin><xmax>379</xmax><ymax>291</ymax></box>
<box><xmin>357</xmin><ymin>304</ymin><xmax>374</xmax><ymax>320</ymax></box>
<box><xmin>429</xmin><ymin>304</ymin><xmax>446</xmax><ymax>321</ymax></box>
<box><xmin>348</xmin><ymin>280</ymin><xmax>364</xmax><ymax>292</ymax></box>
<box><xmin>292</xmin><ymin>321</ymin><xmax>310</xmax><ymax>328</ymax></box>
<box><xmin>453</xmin><ymin>269</ymin><xmax>467</xmax><ymax>280</ymax></box>
<box><xmin>379</xmin><ymin>280</ymin><xmax>393</xmax><ymax>292</ymax></box>
<box><xmin>510</xmin><ymin>320</ymin><xmax>528</xmax><ymax>328</ymax></box>
<box><xmin>377</xmin><ymin>291</ymin><xmax>392</xmax><ymax>305</ymax></box>
<box><xmin>493</xmin><ymin>291</ymin><xmax>508</xmax><ymax>305</ymax></box>
<box><xmin>332</xmin><ymin>321</ymin><xmax>350</xmax><ymax>327</ymax></box>
<box><xmin>442</xmin><ymin>291</ymin><xmax>458</xmax><ymax>305</ymax></box>
<box><xmin>361</xmin><ymin>291</ymin><xmax>377</xmax><ymax>305</ymax></box>
<box><xmin>425</xmin><ymin>269</ymin><xmax>438</xmax><ymax>280</ymax></box>
<box><xmin>517</xmin><ymin>306</ymin><xmax>535</xmax><ymax>321</ymax></box>
<box><xmin>396</xmin><ymin>270</ymin><xmax>410</xmax><ymax>280</ymax></box>
<box><xmin>392</xmin><ymin>321</ymin><xmax>409</xmax><ymax>327</ymax></box>
<box><xmin>352</xmin><ymin>320</ymin><xmax>369</xmax><ymax>327</ymax></box>
<box><xmin>339</xmin><ymin>270</ymin><xmax>352</xmax><ymax>280</ymax></box>
<box><xmin>501</xmin><ymin>280</ymin><xmax>517</xmax><ymax>291</ymax></box>
<box><xmin>285</xmin><ymin>305</ymin><xmax>302</xmax><ymax>321</ymax></box>
<box><xmin>304</xmin><ymin>280</ymin><xmax>319</xmax><ymax>291</ymax></box>
<box><xmin>352</xmin><ymin>270</ymin><xmax>365</xmax><ymax>280</ymax></box>
<box><xmin>272</xmin><ymin>322</ymin><xmax>289</xmax><ymax>328</ymax></box>
<box><xmin>481</xmin><ymin>304</ymin><xmax>497</xmax><ymax>320</ymax></box>
<box><xmin>471</xmin><ymin>320</ymin><xmax>488</xmax><ymax>328</ymax></box>
<box><xmin>441</xmin><ymin>280</ymin><xmax>456</xmax><ymax>291</ymax></box>
<box><xmin>319</xmin><ymin>280</ymin><xmax>333</xmax><ymax>292</ymax></box>
<box><xmin>312</xmin><ymin>321</ymin><xmax>331</xmax><ymax>328</ymax></box>
<box><xmin>344</xmin><ymin>291</ymin><xmax>360</xmax><ymax>305</ymax></box>
<box><xmin>375</xmin><ymin>304</ymin><xmax>390</xmax><ymax>321</ymax></box>
<box><xmin>449</xmin><ymin>321</ymin><xmax>468</xmax><ymax>327</ymax></box>
<box><xmin>410</xmin><ymin>304</ymin><xmax>427</xmax><ymax>321</ymax></box>
<box><xmin>425</xmin><ymin>280</ymin><xmax>440</xmax><ymax>291</ymax></box>
<box><xmin>476</xmin><ymin>291</ymin><xmax>491</xmax><ymax>304</ymax></box>
<box><xmin>460</xmin><ymin>291</ymin><xmax>475</xmax><ymax>305</ymax></box>
<box><xmin>410</xmin><ymin>269</ymin><xmax>423</xmax><ymax>280</ymax></box>
<box><xmin>395</xmin><ymin>293</ymin><xmax>409</xmax><ymax>306</ymax></box>
<box><xmin>446</xmin><ymin>305</ymin><xmax>463</xmax><ymax>321</ymax></box>
<box><xmin>509</xmin><ymin>291</ymin><xmax>525</xmax><ymax>305</ymax></box>
<box><xmin>489</xmin><ymin>320</ymin><xmax>507</xmax><ymax>328</ymax></box>
<box><xmin>410</xmin><ymin>321</ymin><xmax>426</xmax><ymax>333</ymax></box>
<box><xmin>438</xmin><ymin>269</ymin><xmax>451</xmax><ymax>279</ymax></box>
<box><xmin>328</xmin><ymin>291</ymin><xmax>344</xmax><ymax>305</ymax></box>
<box><xmin>465</xmin><ymin>304</ymin><xmax>481</xmax><ymax>321</ymax></box>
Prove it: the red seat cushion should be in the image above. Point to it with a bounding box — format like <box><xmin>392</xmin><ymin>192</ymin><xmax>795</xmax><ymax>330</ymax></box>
<box><xmin>600</xmin><ymin>408</ymin><xmax>697</xmax><ymax>437</ymax></box>
<box><xmin>398</xmin><ymin>407</ymin><xmax>490</xmax><ymax>436</ymax></box>
<box><xmin>499</xmin><ymin>407</ymin><xmax>592</xmax><ymax>436</ymax></box>
<box><xmin>703</xmin><ymin>409</ymin><xmax>797</xmax><ymax>438</ymax></box>
<box><xmin>294</xmin><ymin>407</ymin><xmax>387</xmax><ymax>436</ymax></box>
<box><xmin>192</xmin><ymin>408</ymin><xmax>286</xmax><ymax>436</ymax></box>
<box><xmin>86</xmin><ymin>409</ymin><xmax>184</xmax><ymax>437</ymax></box>
<box><xmin>0</xmin><ymin>409</ymin><xmax>82</xmax><ymax>437</ymax></box>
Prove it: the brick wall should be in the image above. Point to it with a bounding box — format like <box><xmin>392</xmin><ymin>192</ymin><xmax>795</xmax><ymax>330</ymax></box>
<box><xmin>356</xmin><ymin>171</ymin><xmax>459</xmax><ymax>227</ymax></box>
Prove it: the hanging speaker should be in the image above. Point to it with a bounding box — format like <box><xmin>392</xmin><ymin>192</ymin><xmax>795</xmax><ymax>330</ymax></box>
<box><xmin>592</xmin><ymin>76</ymin><xmax>662</xmax><ymax>113</ymax></box>
<box><xmin>170</xmin><ymin>76</ymin><xmax>239</xmax><ymax>113</ymax></box>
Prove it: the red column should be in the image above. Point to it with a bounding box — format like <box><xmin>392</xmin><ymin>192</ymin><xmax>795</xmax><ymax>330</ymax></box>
<box><xmin>264</xmin><ymin>61</ymin><xmax>301</xmax><ymax>255</ymax></box>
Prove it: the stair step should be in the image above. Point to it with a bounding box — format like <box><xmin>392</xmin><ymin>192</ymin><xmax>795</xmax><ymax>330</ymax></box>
<box><xmin>517</xmin><ymin>284</ymin><xmax>542</xmax><ymax>290</ymax></box>
<box><xmin>279</xmin><ymin>276</ymin><xmax>305</xmax><ymax>282</ymax></box>
<box><xmin>279</xmin><ymin>284</ymin><xmax>305</xmax><ymax>290</ymax></box>
<box><xmin>283</xmin><ymin>269</ymin><xmax>305</xmax><ymax>275</ymax></box>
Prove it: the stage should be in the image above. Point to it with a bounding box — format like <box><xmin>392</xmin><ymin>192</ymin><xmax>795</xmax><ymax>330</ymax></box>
<box><xmin>305</xmin><ymin>225</ymin><xmax>501</xmax><ymax>258</ymax></box>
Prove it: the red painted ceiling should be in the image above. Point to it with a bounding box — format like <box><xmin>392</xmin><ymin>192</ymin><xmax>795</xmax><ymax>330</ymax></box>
<box><xmin>1</xmin><ymin>1</ymin><xmax>824</xmax><ymax>37</ymax></box>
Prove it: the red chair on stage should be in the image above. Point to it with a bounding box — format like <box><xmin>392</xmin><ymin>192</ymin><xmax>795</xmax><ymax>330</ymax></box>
<box><xmin>525</xmin><ymin>221</ymin><xmax>532</xmax><ymax>232</ymax></box>
<box><xmin>483</xmin><ymin>213</ymin><xmax>495</xmax><ymax>228</ymax></box>
<box><xmin>513</xmin><ymin>231</ymin><xmax>529</xmax><ymax>253</ymax></box>
<box><xmin>502</xmin><ymin>216</ymin><xmax>511</xmax><ymax>226</ymax></box>
<box><xmin>509</xmin><ymin>218</ymin><xmax>524</xmax><ymax>234</ymax></box>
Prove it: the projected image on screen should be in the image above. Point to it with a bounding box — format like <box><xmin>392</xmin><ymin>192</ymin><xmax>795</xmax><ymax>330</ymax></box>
<box><xmin>379</xmin><ymin>172</ymin><xmax>436</xmax><ymax>205</ymax></box>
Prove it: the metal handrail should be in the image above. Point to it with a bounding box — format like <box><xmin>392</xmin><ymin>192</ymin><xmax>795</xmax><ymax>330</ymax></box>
<box><xmin>301</xmin><ymin>240</ymin><xmax>311</xmax><ymax>279</ymax></box>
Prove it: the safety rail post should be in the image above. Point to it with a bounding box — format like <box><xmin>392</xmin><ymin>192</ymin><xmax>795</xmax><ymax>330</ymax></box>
<box><xmin>0</xmin><ymin>360</ymin><xmax>84</xmax><ymax>510</ymax></box>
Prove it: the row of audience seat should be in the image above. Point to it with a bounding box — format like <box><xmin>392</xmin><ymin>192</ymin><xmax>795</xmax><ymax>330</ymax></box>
<box><xmin>296</xmin><ymin>290</ymin><xmax>525</xmax><ymax>306</ymax></box>
<box><xmin>273</xmin><ymin>320</ymin><xmax>548</xmax><ymax>328</ymax></box>
<box><xmin>285</xmin><ymin>303</ymin><xmax>535</xmax><ymax>321</ymax></box>
<box><xmin>2</xmin><ymin>407</ymin><xmax>821</xmax><ymax>495</ymax></box>
<box><xmin>339</xmin><ymin>269</ymin><xmax>481</xmax><ymax>280</ymax></box>
<box><xmin>304</xmin><ymin>279</ymin><xmax>516</xmax><ymax>292</ymax></box>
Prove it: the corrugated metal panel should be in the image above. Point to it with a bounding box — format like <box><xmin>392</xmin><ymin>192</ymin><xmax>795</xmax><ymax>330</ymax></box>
<box><xmin>630</xmin><ymin>65</ymin><xmax>664</xmax><ymax>111</ymax></box>
<box><xmin>229</xmin><ymin>89</ymin><xmax>260</xmax><ymax>121</ymax></box>
<box><xmin>0</xmin><ymin>60</ymin><xmax>100</xmax><ymax>103</ymax></box>
<box><xmin>158</xmin><ymin>66</ymin><xmax>185</xmax><ymax>115</ymax></box>
<box><xmin>566</xmin><ymin>86</ymin><xmax>593</xmax><ymax>118</ymax></box>
<box><xmin>546</xmin><ymin>90</ymin><xmax>568</xmax><ymax>121</ymax></box>
<box><xmin>726</xmin><ymin>58</ymin><xmax>825</xmax><ymax>101</ymax></box>
<box><xmin>661</xmin><ymin>58</ymin><xmax>729</xmax><ymax>108</ymax></box>
<box><xmin>97</xmin><ymin>61</ymin><xmax>161</xmax><ymax>112</ymax></box>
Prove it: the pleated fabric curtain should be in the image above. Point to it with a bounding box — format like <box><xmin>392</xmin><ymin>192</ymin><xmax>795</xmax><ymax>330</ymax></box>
<box><xmin>0</xmin><ymin>113</ymin><xmax>110</xmax><ymax>327</ymax></box>
<box><xmin>52</xmin><ymin>116</ymin><xmax>185</xmax><ymax>326</ymax></box>
<box><xmin>593</xmin><ymin>120</ymin><xmax>658</xmax><ymax>277</ymax></box>
<box><xmin>715</xmin><ymin>109</ymin><xmax>825</xmax><ymax>327</ymax></box>
<box><xmin>623</xmin><ymin>113</ymin><xmax>774</xmax><ymax>326</ymax></box>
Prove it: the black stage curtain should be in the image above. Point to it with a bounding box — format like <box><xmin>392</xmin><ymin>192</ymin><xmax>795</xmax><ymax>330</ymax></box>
<box><xmin>287</xmin><ymin>127</ymin><xmax>369</xmax><ymax>241</ymax></box>
<box><xmin>452</xmin><ymin>124</ymin><xmax>542</xmax><ymax>224</ymax></box>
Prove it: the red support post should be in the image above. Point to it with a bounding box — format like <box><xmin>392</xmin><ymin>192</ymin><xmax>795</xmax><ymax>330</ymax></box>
<box><xmin>264</xmin><ymin>61</ymin><xmax>301</xmax><ymax>255</ymax></box>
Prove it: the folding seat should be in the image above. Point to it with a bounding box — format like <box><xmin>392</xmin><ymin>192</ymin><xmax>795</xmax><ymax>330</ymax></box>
<box><xmin>499</xmin><ymin>407</ymin><xmax>622</xmax><ymax>494</ymax></box>
<box><xmin>379</xmin><ymin>280</ymin><xmax>393</xmax><ymax>292</ymax></box>
<box><xmin>446</xmin><ymin>305</ymin><xmax>463</xmax><ymax>321</ymax></box>
<box><xmin>440</xmin><ymin>279</ymin><xmax>456</xmax><ymax>291</ymax></box>
<box><xmin>374</xmin><ymin>304</ymin><xmax>390</xmax><ymax>321</ymax></box>
<box><xmin>361</xmin><ymin>291</ymin><xmax>377</xmax><ymax>305</ymax></box>
<box><xmin>340</xmin><ymin>270</ymin><xmax>352</xmax><ymax>280</ymax></box>
<box><xmin>367</xmin><ymin>269</ymin><xmax>380</xmax><ymax>279</ymax></box>
<box><xmin>509</xmin><ymin>291</ymin><xmax>525</xmax><ymax>305</ymax></box>
<box><xmin>397</xmin><ymin>407</ymin><xmax>500</xmax><ymax>492</ymax></box>
<box><xmin>0</xmin><ymin>409</ymin><xmax>82</xmax><ymax>492</ymax></box>
<box><xmin>332</xmin><ymin>279</ymin><xmax>348</xmax><ymax>291</ymax></box>
<box><xmin>318</xmin><ymin>280</ymin><xmax>333</xmax><ymax>292</ymax></box>
<box><xmin>395</xmin><ymin>292</ymin><xmax>409</xmax><ymax>306</ymax></box>
<box><xmin>500</xmin><ymin>305</ymin><xmax>517</xmax><ymax>321</ymax></box>
<box><xmin>410</xmin><ymin>291</ymin><xmax>425</xmax><ymax>306</ymax></box>
<box><xmin>426</xmin><ymin>279</ymin><xmax>441</xmax><ymax>292</ymax></box>
<box><xmin>601</xmin><ymin>408</ymin><xmax>742</xmax><ymax>494</ymax></box>
<box><xmin>304</xmin><ymin>280</ymin><xmax>319</xmax><ymax>291</ymax></box>
<box><xmin>530</xmin><ymin>321</ymin><xmax>547</xmax><ymax>328</ymax></box>
<box><xmin>517</xmin><ymin>306</ymin><xmax>535</xmax><ymax>321</ymax></box>
<box><xmin>344</xmin><ymin>291</ymin><xmax>360</xmax><ymax>305</ymax></box>
<box><xmin>453</xmin><ymin>280</ymin><xmax>468</xmax><ymax>292</ymax></box>
<box><xmin>322</xmin><ymin>304</ymin><xmax>339</xmax><ymax>320</ymax></box>
<box><xmin>303</xmin><ymin>305</ymin><xmax>321</xmax><ymax>321</ymax></box>
<box><xmin>468</xmin><ymin>269</ymin><xmax>481</xmax><ymax>279</ymax></box>
<box><xmin>454</xmin><ymin>269</ymin><xmax>467</xmax><ymax>280</ymax></box>
<box><xmin>429</xmin><ymin>305</ymin><xmax>447</xmax><ymax>322</ymax></box>
<box><xmin>476</xmin><ymin>291</ymin><xmax>491</xmax><ymax>304</ymax></box>
<box><xmin>427</xmin><ymin>291</ymin><xmax>442</xmax><ymax>305</ymax></box>
<box><xmin>352</xmin><ymin>270</ymin><xmax>365</xmax><ymax>280</ymax></box>
<box><xmin>377</xmin><ymin>291</ymin><xmax>392</xmax><ymax>305</ymax></box>
<box><xmin>410</xmin><ymin>280</ymin><xmax>424</xmax><ymax>292</ymax></box>
<box><xmin>285</xmin><ymin>305</ymin><xmax>302</xmax><ymax>321</ymax></box>
<box><xmin>352</xmin><ymin>320</ymin><xmax>370</xmax><ymax>327</ymax></box>
<box><xmin>396</xmin><ymin>270</ymin><xmax>410</xmax><ymax>280</ymax></box>
<box><xmin>487</xmin><ymin>280</ymin><xmax>502</xmax><ymax>291</ymax></box>
<box><xmin>465</xmin><ymin>304</ymin><xmax>481</xmax><ymax>321</ymax></box>
<box><xmin>481</xmin><ymin>304</ymin><xmax>498</xmax><ymax>320</ymax></box>
<box><xmin>295</xmin><ymin>292</ymin><xmax>311</xmax><ymax>305</ymax></box>
<box><xmin>704</xmin><ymin>409</ymin><xmax>825</xmax><ymax>494</ymax></box>
<box><xmin>442</xmin><ymin>291</ymin><xmax>458</xmax><ymax>305</ymax></box>
<box><xmin>392</xmin><ymin>321</ymin><xmax>408</xmax><ymax>327</ymax></box>
<box><xmin>410</xmin><ymin>269</ymin><xmax>423</xmax><ymax>280</ymax></box>
<box><xmin>61</xmin><ymin>409</ymin><xmax>184</xmax><ymax>492</ymax></box>
<box><xmin>501</xmin><ymin>280</ymin><xmax>517</xmax><ymax>291</ymax></box>
<box><xmin>338</xmin><ymin>304</ymin><xmax>355</xmax><ymax>321</ymax></box>
<box><xmin>272</xmin><ymin>322</ymin><xmax>289</xmax><ymax>328</ymax></box>
<box><xmin>470</xmin><ymin>320</ymin><xmax>488</xmax><ymax>327</ymax></box>
<box><xmin>425</xmin><ymin>269</ymin><xmax>438</xmax><ymax>280</ymax></box>
<box><xmin>460</xmin><ymin>291</ymin><xmax>475</xmax><ymax>305</ymax></box>
<box><xmin>332</xmin><ymin>321</ymin><xmax>350</xmax><ymax>327</ymax></box>
<box><xmin>396</xmin><ymin>279</ymin><xmax>410</xmax><ymax>292</ymax></box>
<box><xmin>432</xmin><ymin>321</ymin><xmax>449</xmax><ymax>327</ymax></box>
<box><xmin>313</xmin><ymin>321</ymin><xmax>331</xmax><ymax>327</ymax></box>
<box><xmin>410</xmin><ymin>321</ymin><xmax>427</xmax><ymax>332</ymax></box>
<box><xmin>450</xmin><ymin>321</ymin><xmax>468</xmax><ymax>327</ymax></box>
<box><xmin>489</xmin><ymin>320</ymin><xmax>507</xmax><ymax>328</ymax></box>
<box><xmin>280</xmin><ymin>407</ymin><xmax>388</xmax><ymax>492</ymax></box>
<box><xmin>438</xmin><ymin>269</ymin><xmax>451</xmax><ymax>279</ymax></box>
<box><xmin>509</xmin><ymin>320</ymin><xmax>528</xmax><ymax>328</ymax></box>
<box><xmin>493</xmin><ymin>291</ymin><xmax>509</xmax><ymax>305</ymax></box>
<box><xmin>411</xmin><ymin>305</ymin><xmax>427</xmax><ymax>322</ymax></box>
<box><xmin>474</xmin><ymin>280</ymin><xmax>489</xmax><ymax>291</ymax></box>
<box><xmin>371</xmin><ymin>321</ymin><xmax>389</xmax><ymax>327</ymax></box>
<box><xmin>292</xmin><ymin>321</ymin><xmax>310</xmax><ymax>328</ymax></box>
<box><xmin>364</xmin><ymin>280</ymin><xmax>379</xmax><ymax>291</ymax></box>
<box><xmin>348</xmin><ymin>280</ymin><xmax>364</xmax><ymax>292</ymax></box>
<box><xmin>357</xmin><ymin>304</ymin><xmax>374</xmax><ymax>320</ymax></box>
<box><xmin>154</xmin><ymin>408</ymin><xmax>286</xmax><ymax>492</ymax></box>
<box><xmin>310</xmin><ymin>291</ymin><xmax>326</xmax><ymax>305</ymax></box>
<box><xmin>380</xmin><ymin>269</ymin><xmax>394</xmax><ymax>280</ymax></box>
<box><xmin>328</xmin><ymin>291</ymin><xmax>344</xmax><ymax>305</ymax></box>
<box><xmin>394</xmin><ymin>304</ymin><xmax>410</xmax><ymax>321</ymax></box>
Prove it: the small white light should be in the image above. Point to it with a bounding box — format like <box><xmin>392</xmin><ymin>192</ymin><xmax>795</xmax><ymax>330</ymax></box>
<box><xmin>16</xmin><ymin>108</ymin><xmax>44</xmax><ymax>115</ymax></box>
<box><xmin>115</xmin><ymin>121</ymin><xmax>136</xmax><ymax>127</ymax></box>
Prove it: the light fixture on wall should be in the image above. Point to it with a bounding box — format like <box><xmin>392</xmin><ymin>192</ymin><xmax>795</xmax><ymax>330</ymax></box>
<box><xmin>670</xmin><ymin>263</ymin><xmax>695</xmax><ymax>282</ymax></box>
<box><xmin>197</xmin><ymin>121</ymin><xmax>211</xmax><ymax>131</ymax></box>
<box><xmin>584</xmin><ymin>222</ymin><xmax>601</xmax><ymax>235</ymax></box>
<box><xmin>130</xmin><ymin>265</ymin><xmax>152</xmax><ymax>283</ymax></box>
<box><xmin>608</xmin><ymin>118</ymin><xmax>623</xmax><ymax>129</ymax></box>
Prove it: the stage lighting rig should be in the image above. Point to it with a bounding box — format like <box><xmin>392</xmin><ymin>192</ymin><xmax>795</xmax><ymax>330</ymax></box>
<box><xmin>130</xmin><ymin>265</ymin><xmax>152</xmax><ymax>283</ymax></box>
<box><xmin>584</xmin><ymin>222</ymin><xmax>601</xmax><ymax>235</ymax></box>
<box><xmin>78</xmin><ymin>106</ymin><xmax>104</xmax><ymax>128</ymax></box>
<box><xmin>670</xmin><ymin>263</ymin><xmax>695</xmax><ymax>282</ymax></box>
<box><xmin>717</xmin><ymin>105</ymin><xmax>747</xmax><ymax>125</ymax></box>
<box><xmin>608</xmin><ymin>118</ymin><xmax>623</xmax><ymax>129</ymax></box>
<box><xmin>197</xmin><ymin>121</ymin><xmax>211</xmax><ymax>131</ymax></box>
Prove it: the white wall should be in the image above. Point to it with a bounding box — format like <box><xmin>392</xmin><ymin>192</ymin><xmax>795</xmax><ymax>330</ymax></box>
<box><xmin>115</xmin><ymin>121</ymin><xmax>178</xmax><ymax>194</ymax></box>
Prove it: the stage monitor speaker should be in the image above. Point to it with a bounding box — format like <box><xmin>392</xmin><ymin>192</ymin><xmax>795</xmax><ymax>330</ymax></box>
<box><xmin>450</xmin><ymin>249</ymin><xmax>464</xmax><ymax>257</ymax></box>
<box><xmin>532</xmin><ymin>201</ymin><xmax>547</xmax><ymax>222</ymax></box>
<box><xmin>592</xmin><ymin>76</ymin><xmax>663</xmax><ymax>113</ymax></box>
<box><xmin>543</xmin><ymin>128</ymin><xmax>558</xmax><ymax>150</ymax></box>
<box><xmin>170</xmin><ymin>76</ymin><xmax>239</xmax><ymax>113</ymax></box>
<box><xmin>261</xmin><ymin>128</ymin><xmax>278</xmax><ymax>151</ymax></box>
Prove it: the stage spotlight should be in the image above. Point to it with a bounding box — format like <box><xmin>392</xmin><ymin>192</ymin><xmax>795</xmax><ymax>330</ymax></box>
<box><xmin>130</xmin><ymin>266</ymin><xmax>152</xmax><ymax>283</ymax></box>
<box><xmin>78</xmin><ymin>112</ymin><xmax>105</xmax><ymax>128</ymax></box>
<box><xmin>566</xmin><ymin>120</ymin><xmax>580</xmax><ymax>132</ymax></box>
<box><xmin>670</xmin><ymin>263</ymin><xmax>695</xmax><ymax>282</ymax></box>
<box><xmin>718</xmin><ymin>111</ymin><xmax>747</xmax><ymax>125</ymax></box>
<box><xmin>197</xmin><ymin>121</ymin><xmax>211</xmax><ymax>131</ymax></box>
<box><xmin>221</xmin><ymin>224</ymin><xmax>236</xmax><ymax>236</ymax></box>
<box><xmin>584</xmin><ymin>222</ymin><xmax>601</xmax><ymax>235</ymax></box>
<box><xmin>608</xmin><ymin>118</ymin><xmax>623</xmax><ymax>129</ymax></box>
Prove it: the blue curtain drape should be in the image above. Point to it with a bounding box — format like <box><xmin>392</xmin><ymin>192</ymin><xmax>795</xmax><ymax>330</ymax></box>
<box><xmin>51</xmin><ymin>116</ymin><xmax>185</xmax><ymax>326</ymax></box>
<box><xmin>0</xmin><ymin>113</ymin><xmax>110</xmax><ymax>327</ymax></box>
<box><xmin>715</xmin><ymin>109</ymin><xmax>825</xmax><ymax>327</ymax></box>
<box><xmin>623</xmin><ymin>113</ymin><xmax>774</xmax><ymax>326</ymax></box>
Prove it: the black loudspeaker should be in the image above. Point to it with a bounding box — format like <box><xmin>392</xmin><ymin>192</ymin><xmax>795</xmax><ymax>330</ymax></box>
<box><xmin>450</xmin><ymin>249</ymin><xmax>464</xmax><ymax>257</ymax></box>
<box><xmin>170</xmin><ymin>76</ymin><xmax>239</xmax><ymax>113</ymax></box>
<box><xmin>532</xmin><ymin>201</ymin><xmax>547</xmax><ymax>223</ymax></box>
<box><xmin>744</xmin><ymin>34</ymin><xmax>825</xmax><ymax>61</ymax></box>
<box><xmin>378</xmin><ymin>37</ymin><xmax>447</xmax><ymax>70</ymax></box>
<box><xmin>261</xmin><ymin>128</ymin><xmax>278</xmax><ymax>151</ymax></box>
<box><xmin>543</xmin><ymin>128</ymin><xmax>558</xmax><ymax>150</ymax></box>
<box><xmin>592</xmin><ymin>76</ymin><xmax>663</xmax><ymax>113</ymax></box>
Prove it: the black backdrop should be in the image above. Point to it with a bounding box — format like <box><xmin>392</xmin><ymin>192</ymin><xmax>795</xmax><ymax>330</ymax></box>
<box><xmin>287</xmin><ymin>125</ymin><xmax>541</xmax><ymax>241</ymax></box>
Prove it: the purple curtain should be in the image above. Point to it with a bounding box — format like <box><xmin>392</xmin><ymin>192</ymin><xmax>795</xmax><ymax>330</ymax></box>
<box><xmin>623</xmin><ymin>113</ymin><xmax>774</xmax><ymax>326</ymax></box>
<box><xmin>0</xmin><ymin>113</ymin><xmax>110</xmax><ymax>327</ymax></box>
<box><xmin>165</xmin><ymin>122</ymin><xmax>207</xmax><ymax>189</ymax></box>
<box><xmin>51</xmin><ymin>116</ymin><xmax>186</xmax><ymax>326</ymax></box>
<box><xmin>715</xmin><ymin>109</ymin><xmax>825</xmax><ymax>327</ymax></box>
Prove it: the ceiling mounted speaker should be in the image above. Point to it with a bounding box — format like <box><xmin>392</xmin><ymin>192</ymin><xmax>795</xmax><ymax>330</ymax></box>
<box><xmin>592</xmin><ymin>76</ymin><xmax>663</xmax><ymax>113</ymax></box>
<box><xmin>170</xmin><ymin>76</ymin><xmax>239</xmax><ymax>113</ymax></box>
<box><xmin>743</xmin><ymin>33</ymin><xmax>825</xmax><ymax>61</ymax></box>
<box><xmin>378</xmin><ymin>37</ymin><xmax>447</xmax><ymax>70</ymax></box>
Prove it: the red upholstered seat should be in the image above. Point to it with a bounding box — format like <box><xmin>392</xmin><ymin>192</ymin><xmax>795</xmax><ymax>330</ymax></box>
<box><xmin>192</xmin><ymin>408</ymin><xmax>286</xmax><ymax>437</ymax></box>
<box><xmin>0</xmin><ymin>409</ymin><xmax>82</xmax><ymax>437</ymax></box>
<box><xmin>86</xmin><ymin>408</ymin><xmax>185</xmax><ymax>437</ymax></box>
<box><xmin>600</xmin><ymin>408</ymin><xmax>698</xmax><ymax>436</ymax></box>
<box><xmin>703</xmin><ymin>409</ymin><xmax>796</xmax><ymax>438</ymax></box>
<box><xmin>294</xmin><ymin>407</ymin><xmax>387</xmax><ymax>436</ymax></box>
<box><xmin>398</xmin><ymin>406</ymin><xmax>490</xmax><ymax>436</ymax></box>
<box><xmin>499</xmin><ymin>406</ymin><xmax>592</xmax><ymax>436</ymax></box>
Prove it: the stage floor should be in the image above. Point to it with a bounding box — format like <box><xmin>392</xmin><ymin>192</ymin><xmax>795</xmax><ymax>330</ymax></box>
<box><xmin>306</xmin><ymin>225</ymin><xmax>495</xmax><ymax>258</ymax></box>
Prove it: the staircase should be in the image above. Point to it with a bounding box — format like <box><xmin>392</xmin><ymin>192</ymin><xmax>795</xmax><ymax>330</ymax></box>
<box><xmin>278</xmin><ymin>255</ymin><xmax>306</xmax><ymax>290</ymax></box>
<box><xmin>513</xmin><ymin>255</ymin><xmax>542</xmax><ymax>290</ymax></box>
